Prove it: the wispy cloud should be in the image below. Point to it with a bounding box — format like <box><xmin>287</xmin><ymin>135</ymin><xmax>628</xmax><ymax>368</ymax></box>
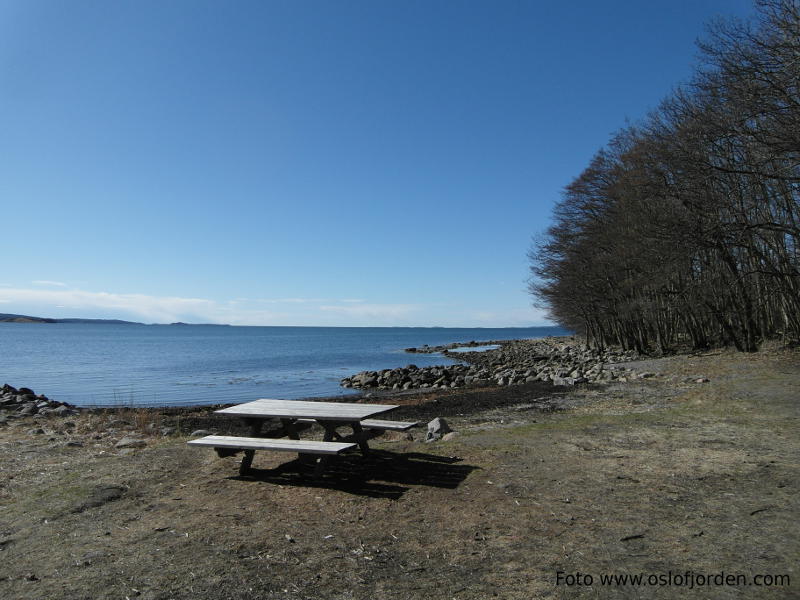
<box><xmin>254</xmin><ymin>297</ymin><xmax>327</xmax><ymax>304</ymax></box>
<box><xmin>0</xmin><ymin>286</ymin><xmax>551</xmax><ymax>327</ymax></box>
<box><xmin>319</xmin><ymin>303</ymin><xmax>420</xmax><ymax>322</ymax></box>
<box><xmin>32</xmin><ymin>280</ymin><xmax>67</xmax><ymax>287</ymax></box>
<box><xmin>0</xmin><ymin>287</ymin><xmax>422</xmax><ymax>326</ymax></box>
<box><xmin>0</xmin><ymin>287</ymin><xmax>223</xmax><ymax>323</ymax></box>
<box><xmin>252</xmin><ymin>298</ymin><xmax>366</xmax><ymax>305</ymax></box>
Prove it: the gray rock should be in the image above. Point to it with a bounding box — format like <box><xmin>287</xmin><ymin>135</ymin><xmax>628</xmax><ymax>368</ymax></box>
<box><xmin>190</xmin><ymin>429</ymin><xmax>214</xmax><ymax>437</ymax></box>
<box><xmin>115</xmin><ymin>437</ymin><xmax>147</xmax><ymax>449</ymax></box>
<box><xmin>425</xmin><ymin>417</ymin><xmax>452</xmax><ymax>443</ymax></box>
<box><xmin>161</xmin><ymin>427</ymin><xmax>176</xmax><ymax>436</ymax></box>
<box><xmin>52</xmin><ymin>405</ymin><xmax>78</xmax><ymax>417</ymax></box>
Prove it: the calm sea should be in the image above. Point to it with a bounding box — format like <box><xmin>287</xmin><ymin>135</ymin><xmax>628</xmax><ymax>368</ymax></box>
<box><xmin>0</xmin><ymin>324</ymin><xmax>569</xmax><ymax>407</ymax></box>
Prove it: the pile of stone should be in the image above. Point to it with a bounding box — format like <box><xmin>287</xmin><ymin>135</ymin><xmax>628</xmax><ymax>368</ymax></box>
<box><xmin>341</xmin><ymin>337</ymin><xmax>642</xmax><ymax>392</ymax></box>
<box><xmin>0</xmin><ymin>383</ymin><xmax>80</xmax><ymax>422</ymax></box>
<box><xmin>447</xmin><ymin>337</ymin><xmax>642</xmax><ymax>387</ymax></box>
<box><xmin>341</xmin><ymin>363</ymin><xmax>484</xmax><ymax>391</ymax></box>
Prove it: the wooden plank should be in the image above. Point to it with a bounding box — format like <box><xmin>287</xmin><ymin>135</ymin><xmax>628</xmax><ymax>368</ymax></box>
<box><xmin>224</xmin><ymin>399</ymin><xmax>395</xmax><ymax>409</ymax></box>
<box><xmin>360</xmin><ymin>419</ymin><xmax>419</xmax><ymax>431</ymax></box>
<box><xmin>187</xmin><ymin>435</ymin><xmax>355</xmax><ymax>455</ymax></box>
<box><xmin>219</xmin><ymin>400</ymin><xmax>396</xmax><ymax>418</ymax></box>
<box><xmin>296</xmin><ymin>418</ymin><xmax>419</xmax><ymax>431</ymax></box>
<box><xmin>217</xmin><ymin>399</ymin><xmax>393</xmax><ymax>412</ymax></box>
<box><xmin>215</xmin><ymin>399</ymin><xmax>398</xmax><ymax>421</ymax></box>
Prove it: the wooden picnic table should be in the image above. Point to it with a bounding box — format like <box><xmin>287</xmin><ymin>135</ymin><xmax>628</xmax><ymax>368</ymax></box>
<box><xmin>215</xmin><ymin>398</ymin><xmax>400</xmax><ymax>453</ymax></box>
<box><xmin>191</xmin><ymin>399</ymin><xmax>415</xmax><ymax>477</ymax></box>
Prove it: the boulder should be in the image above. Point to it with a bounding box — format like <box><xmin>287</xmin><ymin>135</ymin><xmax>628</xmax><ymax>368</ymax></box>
<box><xmin>115</xmin><ymin>437</ymin><xmax>147</xmax><ymax>449</ymax></box>
<box><xmin>425</xmin><ymin>417</ymin><xmax>452</xmax><ymax>443</ymax></box>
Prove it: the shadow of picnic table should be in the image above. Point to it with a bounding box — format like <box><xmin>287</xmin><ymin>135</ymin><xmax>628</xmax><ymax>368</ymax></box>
<box><xmin>228</xmin><ymin>449</ymin><xmax>479</xmax><ymax>499</ymax></box>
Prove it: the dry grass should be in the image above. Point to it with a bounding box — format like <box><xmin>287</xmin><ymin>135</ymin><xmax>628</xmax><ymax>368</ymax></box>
<box><xmin>1</xmin><ymin>348</ymin><xmax>797</xmax><ymax>599</ymax></box>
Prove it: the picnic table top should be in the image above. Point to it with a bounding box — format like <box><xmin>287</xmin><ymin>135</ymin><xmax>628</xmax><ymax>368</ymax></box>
<box><xmin>215</xmin><ymin>398</ymin><xmax>399</xmax><ymax>422</ymax></box>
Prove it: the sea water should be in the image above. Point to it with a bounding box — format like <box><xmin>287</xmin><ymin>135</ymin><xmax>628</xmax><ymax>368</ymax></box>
<box><xmin>0</xmin><ymin>324</ymin><xmax>569</xmax><ymax>407</ymax></box>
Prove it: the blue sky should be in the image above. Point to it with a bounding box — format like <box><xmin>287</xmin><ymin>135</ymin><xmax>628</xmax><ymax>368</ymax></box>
<box><xmin>1</xmin><ymin>0</ymin><xmax>755</xmax><ymax>326</ymax></box>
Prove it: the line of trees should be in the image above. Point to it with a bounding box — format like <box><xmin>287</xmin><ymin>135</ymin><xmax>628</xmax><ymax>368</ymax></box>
<box><xmin>529</xmin><ymin>0</ymin><xmax>800</xmax><ymax>353</ymax></box>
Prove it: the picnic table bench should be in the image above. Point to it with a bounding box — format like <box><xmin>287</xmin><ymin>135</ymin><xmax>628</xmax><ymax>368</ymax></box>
<box><xmin>295</xmin><ymin>417</ymin><xmax>418</xmax><ymax>432</ymax></box>
<box><xmin>188</xmin><ymin>398</ymin><xmax>418</xmax><ymax>477</ymax></box>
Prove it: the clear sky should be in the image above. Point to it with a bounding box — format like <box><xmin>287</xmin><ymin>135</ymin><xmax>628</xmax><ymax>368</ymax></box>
<box><xmin>1</xmin><ymin>0</ymin><xmax>756</xmax><ymax>326</ymax></box>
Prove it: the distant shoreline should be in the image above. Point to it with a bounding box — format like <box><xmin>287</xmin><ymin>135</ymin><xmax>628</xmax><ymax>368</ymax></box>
<box><xmin>0</xmin><ymin>313</ymin><xmax>550</xmax><ymax>329</ymax></box>
<box><xmin>0</xmin><ymin>313</ymin><xmax>228</xmax><ymax>326</ymax></box>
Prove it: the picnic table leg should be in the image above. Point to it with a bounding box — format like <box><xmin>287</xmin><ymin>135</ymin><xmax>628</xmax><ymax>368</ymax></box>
<box><xmin>313</xmin><ymin>456</ymin><xmax>330</xmax><ymax>479</ymax></box>
<box><xmin>350</xmin><ymin>422</ymin><xmax>370</xmax><ymax>456</ymax></box>
<box><xmin>239</xmin><ymin>449</ymin><xmax>255</xmax><ymax>476</ymax></box>
<box><xmin>282</xmin><ymin>418</ymin><xmax>319</xmax><ymax>469</ymax></box>
<box><xmin>244</xmin><ymin>418</ymin><xmax>264</xmax><ymax>437</ymax></box>
<box><xmin>307</xmin><ymin>422</ymin><xmax>350</xmax><ymax>477</ymax></box>
<box><xmin>280</xmin><ymin>418</ymin><xmax>301</xmax><ymax>440</ymax></box>
<box><xmin>320</xmin><ymin>423</ymin><xmax>337</xmax><ymax>442</ymax></box>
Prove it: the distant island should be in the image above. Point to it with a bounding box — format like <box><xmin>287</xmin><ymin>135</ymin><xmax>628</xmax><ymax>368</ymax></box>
<box><xmin>0</xmin><ymin>313</ymin><xmax>140</xmax><ymax>324</ymax></box>
<box><xmin>0</xmin><ymin>313</ymin><xmax>228</xmax><ymax>326</ymax></box>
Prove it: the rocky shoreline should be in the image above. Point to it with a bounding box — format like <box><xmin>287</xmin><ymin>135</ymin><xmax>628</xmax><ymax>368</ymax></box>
<box><xmin>2</xmin><ymin>337</ymin><xmax>640</xmax><ymax>423</ymax></box>
<box><xmin>341</xmin><ymin>336</ymin><xmax>642</xmax><ymax>391</ymax></box>
<box><xmin>0</xmin><ymin>383</ymin><xmax>80</xmax><ymax>423</ymax></box>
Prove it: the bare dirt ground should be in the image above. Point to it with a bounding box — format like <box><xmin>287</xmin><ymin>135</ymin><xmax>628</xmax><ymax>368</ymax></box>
<box><xmin>1</xmin><ymin>347</ymin><xmax>798</xmax><ymax>599</ymax></box>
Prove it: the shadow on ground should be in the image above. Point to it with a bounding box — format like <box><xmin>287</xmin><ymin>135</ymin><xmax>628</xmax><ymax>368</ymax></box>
<box><xmin>226</xmin><ymin>449</ymin><xmax>479</xmax><ymax>499</ymax></box>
